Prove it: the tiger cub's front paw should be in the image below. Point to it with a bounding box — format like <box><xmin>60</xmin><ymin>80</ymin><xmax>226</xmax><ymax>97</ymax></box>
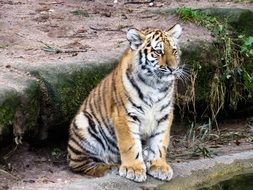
<box><xmin>147</xmin><ymin>161</ymin><xmax>173</xmax><ymax>181</ymax></box>
<box><xmin>119</xmin><ymin>163</ymin><xmax>147</xmax><ymax>182</ymax></box>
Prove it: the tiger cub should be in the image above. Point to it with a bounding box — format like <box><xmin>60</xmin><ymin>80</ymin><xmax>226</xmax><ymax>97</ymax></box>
<box><xmin>67</xmin><ymin>24</ymin><xmax>183</xmax><ymax>182</ymax></box>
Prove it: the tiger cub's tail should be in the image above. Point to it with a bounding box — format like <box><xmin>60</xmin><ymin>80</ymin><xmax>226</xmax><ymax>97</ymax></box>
<box><xmin>67</xmin><ymin>151</ymin><xmax>119</xmax><ymax>177</ymax></box>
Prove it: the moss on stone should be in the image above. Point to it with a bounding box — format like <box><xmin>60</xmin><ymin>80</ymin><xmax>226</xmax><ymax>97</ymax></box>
<box><xmin>0</xmin><ymin>79</ymin><xmax>41</xmax><ymax>144</ymax></box>
<box><xmin>34</xmin><ymin>61</ymin><xmax>118</xmax><ymax>128</ymax></box>
<box><xmin>0</xmin><ymin>91</ymin><xmax>20</xmax><ymax>126</ymax></box>
<box><xmin>58</xmin><ymin>62</ymin><xmax>117</xmax><ymax>122</ymax></box>
<box><xmin>23</xmin><ymin>81</ymin><xmax>41</xmax><ymax>133</ymax></box>
<box><xmin>0</xmin><ymin>90</ymin><xmax>20</xmax><ymax>143</ymax></box>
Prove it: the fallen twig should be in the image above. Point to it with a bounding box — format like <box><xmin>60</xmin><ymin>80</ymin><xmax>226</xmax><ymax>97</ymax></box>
<box><xmin>139</xmin><ymin>15</ymin><xmax>156</xmax><ymax>19</ymax></box>
<box><xmin>39</xmin><ymin>1</ymin><xmax>64</xmax><ymax>5</ymax></box>
<box><xmin>57</xmin><ymin>35</ymin><xmax>88</xmax><ymax>39</ymax></box>
<box><xmin>3</xmin><ymin>145</ymin><xmax>18</xmax><ymax>160</ymax></box>
<box><xmin>89</xmin><ymin>26</ymin><xmax>122</xmax><ymax>32</ymax></box>
<box><xmin>124</xmin><ymin>1</ymin><xmax>150</xmax><ymax>5</ymax></box>
<box><xmin>0</xmin><ymin>169</ymin><xmax>20</xmax><ymax>180</ymax></box>
<box><xmin>39</xmin><ymin>41</ymin><xmax>88</xmax><ymax>54</ymax></box>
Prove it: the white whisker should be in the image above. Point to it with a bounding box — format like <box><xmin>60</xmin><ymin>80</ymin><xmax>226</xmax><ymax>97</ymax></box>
<box><xmin>174</xmin><ymin>64</ymin><xmax>191</xmax><ymax>85</ymax></box>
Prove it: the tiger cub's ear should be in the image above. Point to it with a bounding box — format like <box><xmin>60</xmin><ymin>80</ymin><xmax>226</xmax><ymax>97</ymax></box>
<box><xmin>127</xmin><ymin>29</ymin><xmax>145</xmax><ymax>50</ymax></box>
<box><xmin>166</xmin><ymin>24</ymin><xmax>182</xmax><ymax>39</ymax></box>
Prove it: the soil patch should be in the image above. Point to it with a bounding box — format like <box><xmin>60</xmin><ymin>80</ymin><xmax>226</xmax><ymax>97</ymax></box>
<box><xmin>2</xmin><ymin>0</ymin><xmax>252</xmax><ymax>67</ymax></box>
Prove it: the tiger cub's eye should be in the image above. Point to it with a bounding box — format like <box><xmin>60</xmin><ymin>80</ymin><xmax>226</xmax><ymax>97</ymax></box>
<box><xmin>155</xmin><ymin>49</ymin><xmax>163</xmax><ymax>55</ymax></box>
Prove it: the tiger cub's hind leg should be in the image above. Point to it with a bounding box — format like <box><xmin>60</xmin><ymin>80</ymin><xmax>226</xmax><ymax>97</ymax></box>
<box><xmin>67</xmin><ymin>112</ymin><xmax>119</xmax><ymax>177</ymax></box>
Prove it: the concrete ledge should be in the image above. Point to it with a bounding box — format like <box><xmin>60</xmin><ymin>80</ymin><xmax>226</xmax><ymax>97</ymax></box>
<box><xmin>11</xmin><ymin>151</ymin><xmax>253</xmax><ymax>190</ymax></box>
<box><xmin>159</xmin><ymin>151</ymin><xmax>253</xmax><ymax>190</ymax></box>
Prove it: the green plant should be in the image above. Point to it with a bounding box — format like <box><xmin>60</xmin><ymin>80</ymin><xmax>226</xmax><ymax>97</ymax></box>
<box><xmin>176</xmin><ymin>7</ymin><xmax>220</xmax><ymax>30</ymax></box>
<box><xmin>239</xmin><ymin>35</ymin><xmax>253</xmax><ymax>57</ymax></box>
<box><xmin>51</xmin><ymin>148</ymin><xmax>63</xmax><ymax>159</ymax></box>
<box><xmin>192</xmin><ymin>145</ymin><xmax>216</xmax><ymax>158</ymax></box>
<box><xmin>176</xmin><ymin>7</ymin><xmax>253</xmax><ymax>125</ymax></box>
<box><xmin>186</xmin><ymin>119</ymin><xmax>212</xmax><ymax>144</ymax></box>
<box><xmin>242</xmin><ymin>69</ymin><xmax>253</xmax><ymax>97</ymax></box>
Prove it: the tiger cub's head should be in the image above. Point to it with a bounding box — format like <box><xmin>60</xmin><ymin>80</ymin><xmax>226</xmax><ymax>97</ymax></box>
<box><xmin>127</xmin><ymin>24</ymin><xmax>184</xmax><ymax>83</ymax></box>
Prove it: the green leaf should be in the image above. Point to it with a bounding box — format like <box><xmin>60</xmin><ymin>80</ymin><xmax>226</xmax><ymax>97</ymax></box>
<box><xmin>245</xmin><ymin>36</ymin><xmax>253</xmax><ymax>46</ymax></box>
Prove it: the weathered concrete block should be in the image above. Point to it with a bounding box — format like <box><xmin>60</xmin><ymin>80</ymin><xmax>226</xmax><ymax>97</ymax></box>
<box><xmin>0</xmin><ymin>70</ymin><xmax>40</xmax><ymax>144</ymax></box>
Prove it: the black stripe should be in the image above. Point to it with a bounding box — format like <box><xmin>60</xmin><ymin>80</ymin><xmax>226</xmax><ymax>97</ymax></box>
<box><xmin>111</xmin><ymin>71</ymin><xmax>120</xmax><ymax>114</ymax></box>
<box><xmin>83</xmin><ymin>112</ymin><xmax>96</xmax><ymax>129</ymax></box>
<box><xmin>94</xmin><ymin>83</ymin><xmax>105</xmax><ymax>125</ymax></box>
<box><xmin>72</xmin><ymin>120</ymin><xmax>78</xmax><ymax>129</ymax></box>
<box><xmin>122</xmin><ymin>77</ymin><xmax>144</xmax><ymax>114</ymax></box>
<box><xmin>159</xmin><ymin>148</ymin><xmax>162</xmax><ymax>158</ymax></box>
<box><xmin>69</xmin><ymin>157</ymin><xmax>87</xmax><ymax>164</ymax></box>
<box><xmin>128</xmin><ymin>96</ymin><xmax>144</xmax><ymax>114</ymax></box>
<box><xmin>88</xmin><ymin>91</ymin><xmax>119</xmax><ymax>154</ymax></box>
<box><xmin>69</xmin><ymin>134</ymin><xmax>99</xmax><ymax>157</ymax></box>
<box><xmin>83</xmin><ymin>93</ymin><xmax>91</xmax><ymax>110</ymax></box>
<box><xmin>139</xmin><ymin>51</ymin><xmax>143</xmax><ymax>64</ymax></box>
<box><xmin>115</xmin><ymin>66</ymin><xmax>129</xmax><ymax>113</ymax></box>
<box><xmin>69</xmin><ymin>136</ymin><xmax>83</xmax><ymax>149</ymax></box>
<box><xmin>128</xmin><ymin>112</ymin><xmax>140</xmax><ymax>123</ymax></box>
<box><xmin>126</xmin><ymin>143</ymin><xmax>135</xmax><ymax>152</ymax></box>
<box><xmin>150</xmin><ymin>130</ymin><xmax>165</xmax><ymax>139</ymax></box>
<box><xmin>71</xmin><ymin>124</ymin><xmax>85</xmax><ymax>142</ymax></box>
<box><xmin>144</xmin><ymin>49</ymin><xmax>148</xmax><ymax>65</ymax></box>
<box><xmin>88</xmin><ymin>127</ymin><xmax>106</xmax><ymax>150</ymax></box>
<box><xmin>163</xmin><ymin>145</ymin><xmax>167</xmax><ymax>151</ymax></box>
<box><xmin>137</xmin><ymin>73</ymin><xmax>153</xmax><ymax>88</ymax></box>
<box><xmin>159</xmin><ymin>86</ymin><xmax>169</xmax><ymax>93</ymax></box>
<box><xmin>89</xmin><ymin>97</ymin><xmax>102</xmax><ymax>128</ymax></box>
<box><xmin>157</xmin><ymin>114</ymin><xmax>168</xmax><ymax>125</ymax></box>
<box><xmin>160</xmin><ymin>101</ymin><xmax>171</xmax><ymax>112</ymax></box>
<box><xmin>69</xmin><ymin>136</ymin><xmax>97</xmax><ymax>157</ymax></box>
<box><xmin>73</xmin><ymin>163</ymin><xmax>88</xmax><ymax>171</ymax></box>
<box><xmin>97</xmin><ymin>82</ymin><xmax>106</xmax><ymax>122</ymax></box>
<box><xmin>89</xmin><ymin>156</ymin><xmax>103</xmax><ymax>163</ymax></box>
<box><xmin>68</xmin><ymin>143</ymin><xmax>83</xmax><ymax>155</ymax></box>
<box><xmin>156</xmin><ymin>93</ymin><xmax>168</xmax><ymax>103</ymax></box>
<box><xmin>149</xmin><ymin>148</ymin><xmax>155</xmax><ymax>155</ymax></box>
<box><xmin>98</xmin><ymin>126</ymin><xmax>119</xmax><ymax>154</ymax></box>
<box><xmin>126</xmin><ymin>69</ymin><xmax>144</xmax><ymax>100</ymax></box>
<box><xmin>135</xmin><ymin>152</ymin><xmax>139</xmax><ymax>160</ymax></box>
<box><xmin>74</xmin><ymin>160</ymin><xmax>100</xmax><ymax>171</ymax></box>
<box><xmin>102</xmin><ymin>79</ymin><xmax>111</xmax><ymax>126</ymax></box>
<box><xmin>155</xmin><ymin>36</ymin><xmax>160</xmax><ymax>41</ymax></box>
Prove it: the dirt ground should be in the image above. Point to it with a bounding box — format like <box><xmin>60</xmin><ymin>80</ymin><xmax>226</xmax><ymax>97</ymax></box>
<box><xmin>1</xmin><ymin>0</ymin><xmax>253</xmax><ymax>189</ymax></box>
<box><xmin>1</xmin><ymin>0</ymin><xmax>253</xmax><ymax>67</ymax></box>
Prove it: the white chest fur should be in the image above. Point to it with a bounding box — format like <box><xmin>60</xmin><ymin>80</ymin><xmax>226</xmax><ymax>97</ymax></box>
<box><xmin>123</xmin><ymin>69</ymin><xmax>175</xmax><ymax>138</ymax></box>
<box><xmin>126</xmin><ymin>83</ymin><xmax>175</xmax><ymax>139</ymax></box>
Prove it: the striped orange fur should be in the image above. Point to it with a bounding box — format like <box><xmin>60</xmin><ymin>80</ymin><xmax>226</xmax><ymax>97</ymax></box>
<box><xmin>67</xmin><ymin>24</ymin><xmax>185</xmax><ymax>182</ymax></box>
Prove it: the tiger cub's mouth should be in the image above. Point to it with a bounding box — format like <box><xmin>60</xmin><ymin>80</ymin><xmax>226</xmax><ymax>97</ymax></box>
<box><xmin>158</xmin><ymin>66</ymin><xmax>175</xmax><ymax>74</ymax></box>
<box><xmin>155</xmin><ymin>65</ymin><xmax>189</xmax><ymax>80</ymax></box>
<box><xmin>155</xmin><ymin>66</ymin><xmax>176</xmax><ymax>78</ymax></box>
